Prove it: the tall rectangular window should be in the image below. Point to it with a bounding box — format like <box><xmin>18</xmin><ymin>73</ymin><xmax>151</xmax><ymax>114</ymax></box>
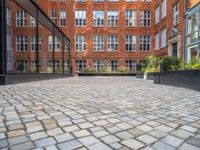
<box><xmin>93</xmin><ymin>35</ymin><xmax>104</xmax><ymax>51</ymax></box>
<box><xmin>108</xmin><ymin>35</ymin><xmax>118</xmax><ymax>51</ymax></box>
<box><xmin>64</xmin><ymin>60</ymin><xmax>69</xmax><ymax>73</ymax></box>
<box><xmin>31</xmin><ymin>60</ymin><xmax>41</xmax><ymax>72</ymax></box>
<box><xmin>155</xmin><ymin>6</ymin><xmax>160</xmax><ymax>24</ymax></box>
<box><xmin>60</xmin><ymin>10</ymin><xmax>66</xmax><ymax>26</ymax></box>
<box><xmin>161</xmin><ymin>28</ymin><xmax>166</xmax><ymax>48</ymax></box>
<box><xmin>161</xmin><ymin>0</ymin><xmax>166</xmax><ymax>19</ymax></box>
<box><xmin>108</xmin><ymin>11</ymin><xmax>118</xmax><ymax>27</ymax></box>
<box><xmin>126</xmin><ymin>10</ymin><xmax>136</xmax><ymax>27</ymax></box>
<box><xmin>173</xmin><ymin>2</ymin><xmax>179</xmax><ymax>26</ymax></box>
<box><xmin>48</xmin><ymin>36</ymin><xmax>60</xmax><ymax>52</ymax></box>
<box><xmin>108</xmin><ymin>60</ymin><xmax>118</xmax><ymax>72</ymax></box>
<box><xmin>75</xmin><ymin>35</ymin><xmax>86</xmax><ymax>52</ymax></box>
<box><xmin>155</xmin><ymin>32</ymin><xmax>159</xmax><ymax>50</ymax></box>
<box><xmin>140</xmin><ymin>35</ymin><xmax>151</xmax><ymax>51</ymax></box>
<box><xmin>108</xmin><ymin>0</ymin><xmax>118</xmax><ymax>2</ymax></box>
<box><xmin>16</xmin><ymin>10</ymin><xmax>27</xmax><ymax>27</ymax></box>
<box><xmin>93</xmin><ymin>0</ymin><xmax>104</xmax><ymax>2</ymax></box>
<box><xmin>16</xmin><ymin>36</ymin><xmax>28</xmax><ymax>52</ymax></box>
<box><xmin>93</xmin><ymin>60</ymin><xmax>104</xmax><ymax>72</ymax></box>
<box><xmin>140</xmin><ymin>10</ymin><xmax>151</xmax><ymax>27</ymax></box>
<box><xmin>75</xmin><ymin>11</ymin><xmax>86</xmax><ymax>27</ymax></box>
<box><xmin>16</xmin><ymin>60</ymin><xmax>28</xmax><ymax>72</ymax></box>
<box><xmin>126</xmin><ymin>60</ymin><xmax>136</xmax><ymax>72</ymax></box>
<box><xmin>51</xmin><ymin>10</ymin><xmax>58</xmax><ymax>24</ymax></box>
<box><xmin>48</xmin><ymin>60</ymin><xmax>60</xmax><ymax>70</ymax></box>
<box><xmin>93</xmin><ymin>11</ymin><xmax>104</xmax><ymax>27</ymax></box>
<box><xmin>126</xmin><ymin>35</ymin><xmax>136</xmax><ymax>52</ymax></box>
<box><xmin>30</xmin><ymin>36</ymin><xmax>42</xmax><ymax>52</ymax></box>
<box><xmin>75</xmin><ymin>60</ymin><xmax>86</xmax><ymax>72</ymax></box>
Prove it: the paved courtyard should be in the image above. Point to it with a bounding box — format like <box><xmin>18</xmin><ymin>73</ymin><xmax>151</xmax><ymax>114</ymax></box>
<box><xmin>0</xmin><ymin>77</ymin><xmax>200</xmax><ymax>150</ymax></box>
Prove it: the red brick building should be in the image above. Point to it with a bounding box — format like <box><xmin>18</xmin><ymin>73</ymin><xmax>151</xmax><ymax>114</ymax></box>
<box><xmin>6</xmin><ymin>0</ymin><xmax>199</xmax><ymax>74</ymax></box>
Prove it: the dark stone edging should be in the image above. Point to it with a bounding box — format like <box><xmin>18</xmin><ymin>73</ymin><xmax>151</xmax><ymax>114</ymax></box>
<box><xmin>78</xmin><ymin>72</ymin><xmax>136</xmax><ymax>76</ymax></box>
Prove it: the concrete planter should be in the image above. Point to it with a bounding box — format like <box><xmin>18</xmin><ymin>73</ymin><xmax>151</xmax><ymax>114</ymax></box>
<box><xmin>136</xmin><ymin>72</ymin><xmax>155</xmax><ymax>80</ymax></box>
<box><xmin>154</xmin><ymin>70</ymin><xmax>200</xmax><ymax>91</ymax></box>
<box><xmin>78</xmin><ymin>72</ymin><xmax>136</xmax><ymax>76</ymax></box>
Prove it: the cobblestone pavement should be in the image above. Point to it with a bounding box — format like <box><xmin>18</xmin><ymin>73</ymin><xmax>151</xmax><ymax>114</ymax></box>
<box><xmin>0</xmin><ymin>77</ymin><xmax>200</xmax><ymax>150</ymax></box>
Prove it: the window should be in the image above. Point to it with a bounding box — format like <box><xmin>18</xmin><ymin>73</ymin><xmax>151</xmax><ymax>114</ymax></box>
<box><xmin>30</xmin><ymin>36</ymin><xmax>42</xmax><ymax>51</ymax></box>
<box><xmin>126</xmin><ymin>35</ymin><xmax>136</xmax><ymax>52</ymax></box>
<box><xmin>108</xmin><ymin>11</ymin><xmax>118</xmax><ymax>27</ymax></box>
<box><xmin>173</xmin><ymin>2</ymin><xmax>179</xmax><ymax>26</ymax></box>
<box><xmin>16</xmin><ymin>60</ymin><xmax>28</xmax><ymax>72</ymax></box>
<box><xmin>48</xmin><ymin>60</ymin><xmax>60</xmax><ymax>70</ymax></box>
<box><xmin>48</xmin><ymin>36</ymin><xmax>60</xmax><ymax>52</ymax></box>
<box><xmin>126</xmin><ymin>10</ymin><xmax>136</xmax><ymax>27</ymax></box>
<box><xmin>30</xmin><ymin>16</ymin><xmax>36</xmax><ymax>27</ymax></box>
<box><xmin>51</xmin><ymin>10</ymin><xmax>58</xmax><ymax>24</ymax></box>
<box><xmin>75</xmin><ymin>11</ymin><xmax>86</xmax><ymax>27</ymax></box>
<box><xmin>140</xmin><ymin>0</ymin><xmax>151</xmax><ymax>2</ymax></box>
<box><xmin>64</xmin><ymin>60</ymin><xmax>69</xmax><ymax>73</ymax></box>
<box><xmin>138</xmin><ymin>60</ymin><xmax>146</xmax><ymax>71</ymax></box>
<box><xmin>108</xmin><ymin>60</ymin><xmax>118</xmax><ymax>72</ymax></box>
<box><xmin>75</xmin><ymin>35</ymin><xmax>86</xmax><ymax>51</ymax></box>
<box><xmin>64</xmin><ymin>44</ymin><xmax>70</xmax><ymax>52</ymax></box>
<box><xmin>140</xmin><ymin>10</ymin><xmax>151</xmax><ymax>27</ymax></box>
<box><xmin>161</xmin><ymin>0</ymin><xmax>166</xmax><ymax>19</ymax></box>
<box><xmin>108</xmin><ymin>35</ymin><xmax>118</xmax><ymax>51</ymax></box>
<box><xmin>93</xmin><ymin>11</ymin><xmax>104</xmax><ymax>27</ymax></box>
<box><xmin>155</xmin><ymin>32</ymin><xmax>159</xmax><ymax>50</ymax></box>
<box><xmin>6</xmin><ymin>8</ymin><xmax>11</xmax><ymax>26</ymax></box>
<box><xmin>155</xmin><ymin>6</ymin><xmax>160</xmax><ymax>24</ymax></box>
<box><xmin>16</xmin><ymin>36</ymin><xmax>28</xmax><ymax>52</ymax></box>
<box><xmin>75</xmin><ymin>60</ymin><xmax>86</xmax><ymax>72</ymax></box>
<box><xmin>93</xmin><ymin>35</ymin><xmax>104</xmax><ymax>51</ymax></box>
<box><xmin>140</xmin><ymin>35</ymin><xmax>151</xmax><ymax>51</ymax></box>
<box><xmin>126</xmin><ymin>60</ymin><xmax>136</xmax><ymax>72</ymax></box>
<box><xmin>31</xmin><ymin>60</ymin><xmax>41</xmax><ymax>72</ymax></box>
<box><xmin>16</xmin><ymin>10</ymin><xmax>27</xmax><ymax>27</ymax></box>
<box><xmin>93</xmin><ymin>60</ymin><xmax>104</xmax><ymax>72</ymax></box>
<box><xmin>60</xmin><ymin>10</ymin><xmax>66</xmax><ymax>26</ymax></box>
<box><xmin>161</xmin><ymin>28</ymin><xmax>166</xmax><ymax>48</ymax></box>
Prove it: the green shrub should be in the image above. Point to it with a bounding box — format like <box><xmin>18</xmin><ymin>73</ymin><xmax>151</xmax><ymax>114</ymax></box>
<box><xmin>144</xmin><ymin>55</ymin><xmax>161</xmax><ymax>73</ymax></box>
<box><xmin>185</xmin><ymin>59</ymin><xmax>200</xmax><ymax>70</ymax></box>
<box><xmin>82</xmin><ymin>67</ymin><xmax>95</xmax><ymax>73</ymax></box>
<box><xmin>161</xmin><ymin>57</ymin><xmax>180</xmax><ymax>71</ymax></box>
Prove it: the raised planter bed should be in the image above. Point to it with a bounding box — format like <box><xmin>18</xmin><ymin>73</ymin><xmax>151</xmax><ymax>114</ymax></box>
<box><xmin>154</xmin><ymin>70</ymin><xmax>200</xmax><ymax>91</ymax></box>
<box><xmin>0</xmin><ymin>73</ymin><xmax>72</xmax><ymax>85</ymax></box>
<box><xmin>78</xmin><ymin>72</ymin><xmax>136</xmax><ymax>76</ymax></box>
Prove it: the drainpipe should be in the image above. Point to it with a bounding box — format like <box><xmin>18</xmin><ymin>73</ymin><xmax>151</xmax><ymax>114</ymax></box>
<box><xmin>183</xmin><ymin>0</ymin><xmax>187</xmax><ymax>66</ymax></box>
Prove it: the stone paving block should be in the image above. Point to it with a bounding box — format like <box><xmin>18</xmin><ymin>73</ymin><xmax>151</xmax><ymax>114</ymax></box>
<box><xmin>57</xmin><ymin>140</ymin><xmax>82</xmax><ymax>150</ymax></box>
<box><xmin>121</xmin><ymin>139</ymin><xmax>144</xmax><ymax>149</ymax></box>
<box><xmin>155</xmin><ymin>125</ymin><xmax>174</xmax><ymax>133</ymax></box>
<box><xmin>87</xmin><ymin>142</ymin><xmax>113</xmax><ymax>150</ymax></box>
<box><xmin>7</xmin><ymin>130</ymin><xmax>26</xmax><ymax>138</ymax></box>
<box><xmin>179</xmin><ymin>143</ymin><xmax>200</xmax><ymax>150</ymax></box>
<box><xmin>78</xmin><ymin>122</ymin><xmax>94</xmax><ymax>129</ymax></box>
<box><xmin>101</xmin><ymin>135</ymin><xmax>120</xmax><ymax>144</ymax></box>
<box><xmin>63</xmin><ymin>125</ymin><xmax>79</xmax><ymax>132</ymax></box>
<box><xmin>107</xmin><ymin>118</ymin><xmax>121</xmax><ymax>124</ymax></box>
<box><xmin>128</xmin><ymin>128</ymin><xmax>144</xmax><ymax>137</ymax></box>
<box><xmin>47</xmin><ymin>128</ymin><xmax>63</xmax><ymax>136</ymax></box>
<box><xmin>73</xmin><ymin>130</ymin><xmax>90</xmax><ymax>138</ymax></box>
<box><xmin>29</xmin><ymin>132</ymin><xmax>47</xmax><ymax>141</ymax></box>
<box><xmin>186</xmin><ymin>136</ymin><xmax>200</xmax><ymax>147</ymax></box>
<box><xmin>161</xmin><ymin>135</ymin><xmax>184</xmax><ymax>147</ymax></box>
<box><xmin>110</xmin><ymin>142</ymin><xmax>122</xmax><ymax>149</ymax></box>
<box><xmin>78</xmin><ymin>136</ymin><xmax>99</xmax><ymax>146</ymax></box>
<box><xmin>107</xmin><ymin>126</ymin><xmax>123</xmax><ymax>134</ymax></box>
<box><xmin>93</xmin><ymin>130</ymin><xmax>109</xmax><ymax>137</ymax></box>
<box><xmin>137</xmin><ymin>134</ymin><xmax>157</xmax><ymax>144</ymax></box>
<box><xmin>45</xmin><ymin>145</ymin><xmax>58</xmax><ymax>150</ymax></box>
<box><xmin>55</xmin><ymin>133</ymin><xmax>74</xmax><ymax>143</ymax></box>
<box><xmin>10</xmin><ymin>141</ymin><xmax>34</xmax><ymax>150</ymax></box>
<box><xmin>115</xmin><ymin>131</ymin><xmax>134</xmax><ymax>140</ymax></box>
<box><xmin>170</xmin><ymin>129</ymin><xmax>193</xmax><ymax>139</ymax></box>
<box><xmin>8</xmin><ymin>135</ymin><xmax>29</xmax><ymax>146</ymax></box>
<box><xmin>93</xmin><ymin>120</ymin><xmax>109</xmax><ymax>126</ymax></box>
<box><xmin>116</xmin><ymin>123</ymin><xmax>133</xmax><ymax>130</ymax></box>
<box><xmin>27</xmin><ymin>126</ymin><xmax>43</xmax><ymax>133</ymax></box>
<box><xmin>137</xmin><ymin>124</ymin><xmax>153</xmax><ymax>132</ymax></box>
<box><xmin>180</xmin><ymin>125</ymin><xmax>198</xmax><ymax>133</ymax></box>
<box><xmin>35</xmin><ymin>137</ymin><xmax>56</xmax><ymax>147</ymax></box>
<box><xmin>153</xmin><ymin>141</ymin><xmax>175</xmax><ymax>150</ymax></box>
<box><xmin>0</xmin><ymin>133</ymin><xmax>6</xmax><ymax>139</ymax></box>
<box><xmin>0</xmin><ymin>139</ymin><xmax>8</xmax><ymax>148</ymax></box>
<box><xmin>149</xmin><ymin>129</ymin><xmax>167</xmax><ymax>138</ymax></box>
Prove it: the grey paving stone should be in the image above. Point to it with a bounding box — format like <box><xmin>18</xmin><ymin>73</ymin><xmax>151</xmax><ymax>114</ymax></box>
<box><xmin>35</xmin><ymin>137</ymin><xmax>56</xmax><ymax>147</ymax></box>
<box><xmin>186</xmin><ymin>136</ymin><xmax>200</xmax><ymax>147</ymax></box>
<box><xmin>161</xmin><ymin>135</ymin><xmax>184</xmax><ymax>147</ymax></box>
<box><xmin>179</xmin><ymin>143</ymin><xmax>200</xmax><ymax>150</ymax></box>
<box><xmin>0</xmin><ymin>139</ymin><xmax>8</xmax><ymax>148</ymax></box>
<box><xmin>29</xmin><ymin>132</ymin><xmax>47</xmax><ymax>141</ymax></box>
<box><xmin>57</xmin><ymin>140</ymin><xmax>82</xmax><ymax>150</ymax></box>
<box><xmin>78</xmin><ymin>136</ymin><xmax>99</xmax><ymax>146</ymax></box>
<box><xmin>101</xmin><ymin>135</ymin><xmax>120</xmax><ymax>144</ymax></box>
<box><xmin>180</xmin><ymin>125</ymin><xmax>198</xmax><ymax>133</ymax></box>
<box><xmin>153</xmin><ymin>141</ymin><xmax>175</xmax><ymax>150</ymax></box>
<box><xmin>87</xmin><ymin>142</ymin><xmax>113</xmax><ymax>150</ymax></box>
<box><xmin>10</xmin><ymin>141</ymin><xmax>34</xmax><ymax>150</ymax></box>
<box><xmin>55</xmin><ymin>133</ymin><xmax>74</xmax><ymax>143</ymax></box>
<box><xmin>115</xmin><ymin>131</ymin><xmax>134</xmax><ymax>140</ymax></box>
<box><xmin>73</xmin><ymin>130</ymin><xmax>91</xmax><ymax>138</ymax></box>
<box><xmin>137</xmin><ymin>134</ymin><xmax>157</xmax><ymax>144</ymax></box>
<box><xmin>121</xmin><ymin>139</ymin><xmax>144</xmax><ymax>149</ymax></box>
<box><xmin>8</xmin><ymin>136</ymin><xmax>29</xmax><ymax>146</ymax></box>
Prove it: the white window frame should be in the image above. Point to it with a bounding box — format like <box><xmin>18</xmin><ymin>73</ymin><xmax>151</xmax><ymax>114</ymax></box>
<box><xmin>93</xmin><ymin>35</ymin><xmax>104</xmax><ymax>51</ymax></box>
<box><xmin>108</xmin><ymin>35</ymin><xmax>118</xmax><ymax>51</ymax></box>
<box><xmin>75</xmin><ymin>35</ymin><xmax>86</xmax><ymax>52</ymax></box>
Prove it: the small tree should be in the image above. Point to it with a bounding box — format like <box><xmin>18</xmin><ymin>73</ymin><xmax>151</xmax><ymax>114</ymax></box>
<box><xmin>144</xmin><ymin>55</ymin><xmax>161</xmax><ymax>73</ymax></box>
<box><xmin>161</xmin><ymin>57</ymin><xmax>180</xmax><ymax>71</ymax></box>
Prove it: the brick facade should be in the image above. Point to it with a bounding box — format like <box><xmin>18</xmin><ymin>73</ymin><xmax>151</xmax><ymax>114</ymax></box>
<box><xmin>8</xmin><ymin>0</ymin><xmax>198</xmax><ymax>74</ymax></box>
